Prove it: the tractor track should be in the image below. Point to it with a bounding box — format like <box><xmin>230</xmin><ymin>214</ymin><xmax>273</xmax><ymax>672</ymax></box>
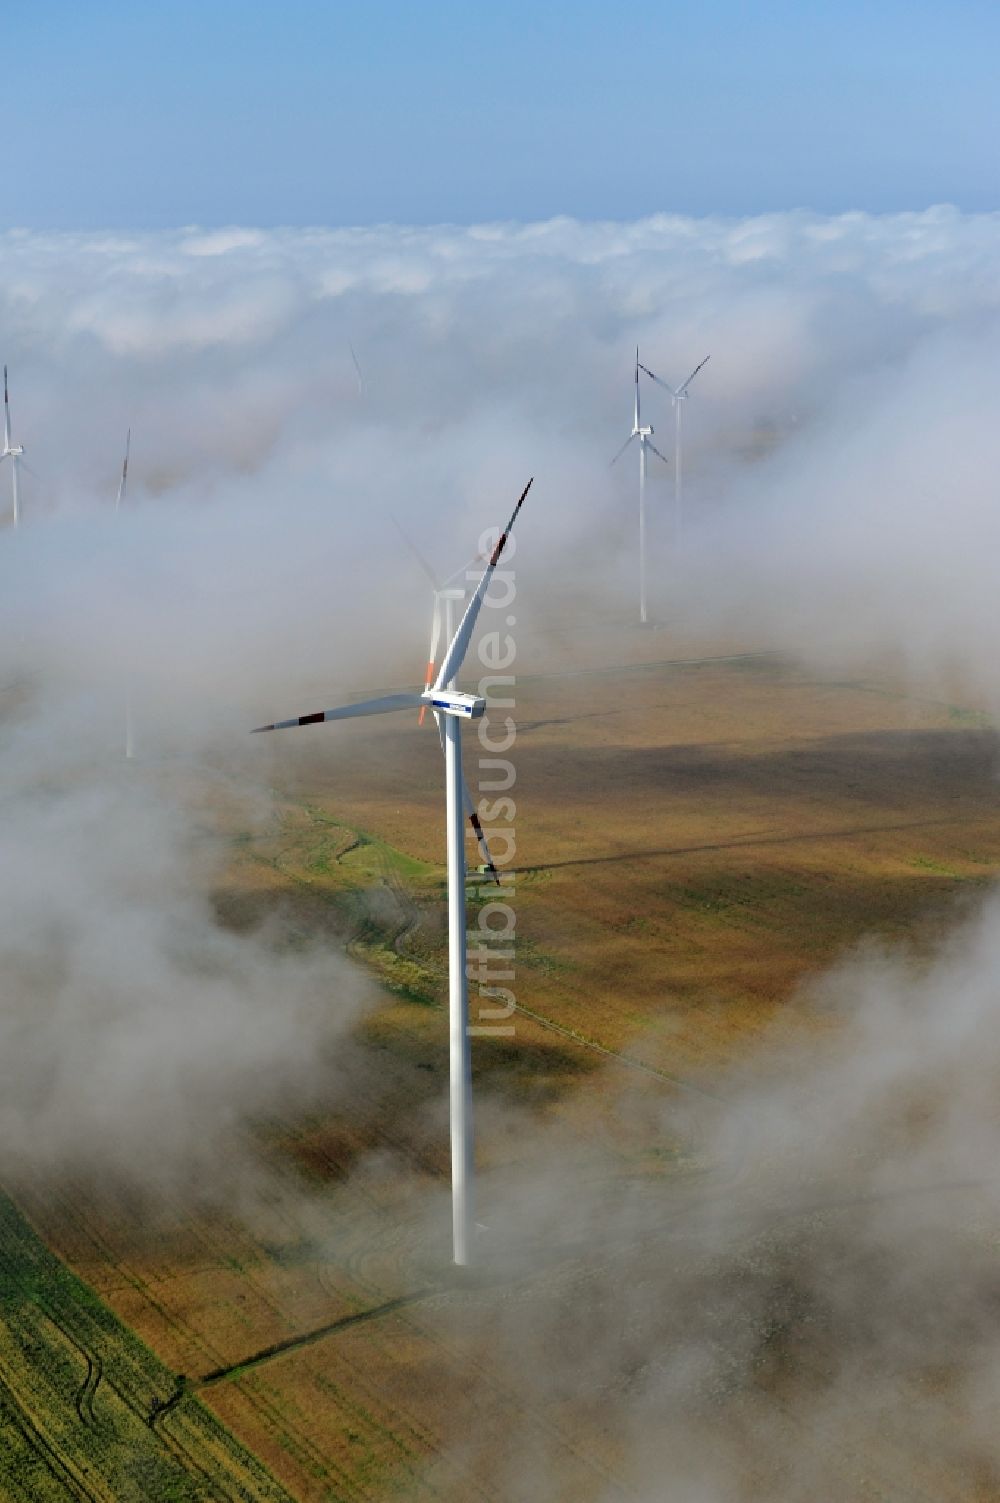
<box><xmin>70</xmin><ymin>1341</ymin><xmax>102</xmax><ymax>1429</ymax></box>
<box><xmin>0</xmin><ymin>1365</ymin><xmax>101</xmax><ymax>1503</ymax></box>
<box><xmin>26</xmin><ymin>1179</ymin><xmax>287</xmax><ymax>1500</ymax></box>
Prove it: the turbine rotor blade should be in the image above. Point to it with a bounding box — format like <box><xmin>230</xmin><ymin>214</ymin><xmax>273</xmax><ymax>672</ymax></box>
<box><xmin>676</xmin><ymin>354</ymin><xmax>711</xmax><ymax>397</ymax></box>
<box><xmin>434</xmin><ymin>478</ymin><xmax>532</xmax><ymax>691</ymax></box>
<box><xmin>610</xmin><ymin>433</ymin><xmax>636</xmax><ymax>467</ymax></box>
<box><xmin>432</xmin><ymin>721</ymin><xmax>500</xmax><ymax>882</ymax></box>
<box><xmin>463</xmin><ymin>773</ymin><xmax>500</xmax><ymax>885</ymax></box>
<box><xmin>390</xmin><ymin>513</ymin><xmax>441</xmax><ymax>591</ymax></box>
<box><xmin>253</xmin><ymin>691</ymin><xmax>425</xmax><ymax>733</ymax></box>
<box><xmin>419</xmin><ymin>595</ymin><xmax>443</xmax><ymax>726</ymax></box>
<box><xmin>3</xmin><ymin>365</ymin><xmax>11</xmax><ymax>452</ymax></box>
<box><xmin>441</xmin><ymin>547</ymin><xmax>488</xmax><ymax>589</ymax></box>
<box><xmin>637</xmin><ymin>361</ymin><xmax>675</xmax><ymax>394</ymax></box>
<box><xmin>349</xmin><ymin>340</ymin><xmax>365</xmax><ymax>396</ymax></box>
<box><xmin>426</xmin><ymin>596</ymin><xmax>443</xmax><ymax>685</ymax></box>
<box><xmin>647</xmin><ymin>441</ymin><xmax>671</xmax><ymax>466</ymax></box>
<box><xmin>116</xmin><ymin>428</ymin><xmax>131</xmax><ymax>510</ymax></box>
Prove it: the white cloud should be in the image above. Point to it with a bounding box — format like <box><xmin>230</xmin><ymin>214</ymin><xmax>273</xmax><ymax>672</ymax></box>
<box><xmin>4</xmin><ymin>208</ymin><xmax>1000</xmax><ymax>1252</ymax></box>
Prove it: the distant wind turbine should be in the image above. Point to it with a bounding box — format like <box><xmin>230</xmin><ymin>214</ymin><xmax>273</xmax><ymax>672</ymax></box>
<box><xmin>115</xmin><ymin>430</ymin><xmax>135</xmax><ymax>758</ymax></box>
<box><xmin>115</xmin><ymin>428</ymin><xmax>131</xmax><ymax>512</ymax></box>
<box><xmin>611</xmin><ymin>348</ymin><xmax>669</xmax><ymax>625</ymax></box>
<box><xmin>255</xmin><ymin>479</ymin><xmax>532</xmax><ymax>1264</ymax></box>
<box><xmin>638</xmin><ymin>354</ymin><xmax>710</xmax><ymax>542</ymax></box>
<box><xmin>1</xmin><ymin>366</ymin><xmax>24</xmax><ymax>528</ymax></box>
<box><xmin>348</xmin><ymin>341</ymin><xmax>366</xmax><ymax>397</ymax></box>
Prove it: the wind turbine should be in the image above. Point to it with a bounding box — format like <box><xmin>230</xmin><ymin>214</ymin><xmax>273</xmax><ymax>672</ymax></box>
<box><xmin>1</xmin><ymin>366</ymin><xmax>24</xmax><ymax>528</ymax></box>
<box><xmin>115</xmin><ymin>430</ymin><xmax>135</xmax><ymax>759</ymax></box>
<box><xmin>638</xmin><ymin>354</ymin><xmax>710</xmax><ymax>542</ymax></box>
<box><xmin>611</xmin><ymin>348</ymin><xmax>669</xmax><ymax>625</ymax></box>
<box><xmin>254</xmin><ymin>479</ymin><xmax>532</xmax><ymax>1264</ymax></box>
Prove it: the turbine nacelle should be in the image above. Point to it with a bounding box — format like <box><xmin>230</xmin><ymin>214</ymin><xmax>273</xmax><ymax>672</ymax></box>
<box><xmin>2</xmin><ymin>444</ymin><xmax>23</xmax><ymax>458</ymax></box>
<box><xmin>424</xmin><ymin>689</ymin><xmax>485</xmax><ymax>720</ymax></box>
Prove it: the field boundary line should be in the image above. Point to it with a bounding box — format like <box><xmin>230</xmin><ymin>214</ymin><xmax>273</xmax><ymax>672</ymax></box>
<box><xmin>510</xmin><ymin>1002</ymin><xmax>720</xmax><ymax>1098</ymax></box>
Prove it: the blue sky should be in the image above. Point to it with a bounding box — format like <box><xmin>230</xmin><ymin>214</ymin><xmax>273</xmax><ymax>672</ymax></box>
<box><xmin>7</xmin><ymin>0</ymin><xmax>999</xmax><ymax>228</ymax></box>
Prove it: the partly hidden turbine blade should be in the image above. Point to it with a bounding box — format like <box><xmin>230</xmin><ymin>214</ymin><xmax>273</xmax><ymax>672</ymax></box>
<box><xmin>419</xmin><ymin>596</ymin><xmax>444</xmax><ymax>726</ymax></box>
<box><xmin>610</xmin><ymin>433</ymin><xmax>636</xmax><ymax>466</ymax></box>
<box><xmin>676</xmin><ymin>354</ymin><xmax>711</xmax><ymax>397</ymax></box>
<box><xmin>434</xmin><ymin>478</ymin><xmax>532</xmax><ymax>691</ymax></box>
<box><xmin>636</xmin><ymin>359</ymin><xmax>674</xmax><ymax>394</ymax></box>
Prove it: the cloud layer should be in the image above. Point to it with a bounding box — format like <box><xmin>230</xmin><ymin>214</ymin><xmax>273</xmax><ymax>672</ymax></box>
<box><xmin>4</xmin><ymin>211</ymin><xmax>1000</xmax><ymax>1494</ymax></box>
<box><xmin>4</xmin><ymin>204</ymin><xmax>1000</xmax><ymax>1186</ymax></box>
<box><xmin>6</xmin><ymin>206</ymin><xmax>1000</xmax><ymax>708</ymax></box>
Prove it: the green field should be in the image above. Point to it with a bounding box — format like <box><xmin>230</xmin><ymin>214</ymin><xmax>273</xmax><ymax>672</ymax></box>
<box><xmin>0</xmin><ymin>1192</ymin><xmax>292</xmax><ymax>1502</ymax></box>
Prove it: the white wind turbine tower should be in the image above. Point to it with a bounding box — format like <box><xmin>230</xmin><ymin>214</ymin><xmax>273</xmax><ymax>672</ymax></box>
<box><xmin>255</xmin><ymin>479</ymin><xmax>532</xmax><ymax>1264</ymax></box>
<box><xmin>115</xmin><ymin>430</ymin><xmax>135</xmax><ymax>759</ymax></box>
<box><xmin>638</xmin><ymin>353</ymin><xmax>710</xmax><ymax>542</ymax></box>
<box><xmin>611</xmin><ymin>348</ymin><xmax>669</xmax><ymax>625</ymax></box>
<box><xmin>1</xmin><ymin>366</ymin><xmax>25</xmax><ymax>528</ymax></box>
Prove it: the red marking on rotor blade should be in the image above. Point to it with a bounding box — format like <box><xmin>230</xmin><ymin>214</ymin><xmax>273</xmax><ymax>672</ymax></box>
<box><xmin>299</xmin><ymin>712</ymin><xmax>325</xmax><ymax>725</ymax></box>
<box><xmin>419</xmin><ymin>660</ymin><xmax>435</xmax><ymax>725</ymax></box>
<box><xmin>251</xmin><ymin>724</ymin><xmax>275</xmax><ymax>734</ymax></box>
<box><xmin>488</xmin><ymin>478</ymin><xmax>533</xmax><ymax>566</ymax></box>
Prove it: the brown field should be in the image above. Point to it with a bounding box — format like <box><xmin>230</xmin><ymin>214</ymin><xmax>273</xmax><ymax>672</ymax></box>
<box><xmin>10</xmin><ymin>615</ymin><xmax>1000</xmax><ymax>1501</ymax></box>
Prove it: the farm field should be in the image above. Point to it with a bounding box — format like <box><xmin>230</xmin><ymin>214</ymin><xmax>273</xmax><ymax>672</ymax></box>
<box><xmin>8</xmin><ymin>617</ymin><xmax>1000</xmax><ymax>1501</ymax></box>
<box><xmin>0</xmin><ymin>1190</ymin><xmax>292</xmax><ymax>1501</ymax></box>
